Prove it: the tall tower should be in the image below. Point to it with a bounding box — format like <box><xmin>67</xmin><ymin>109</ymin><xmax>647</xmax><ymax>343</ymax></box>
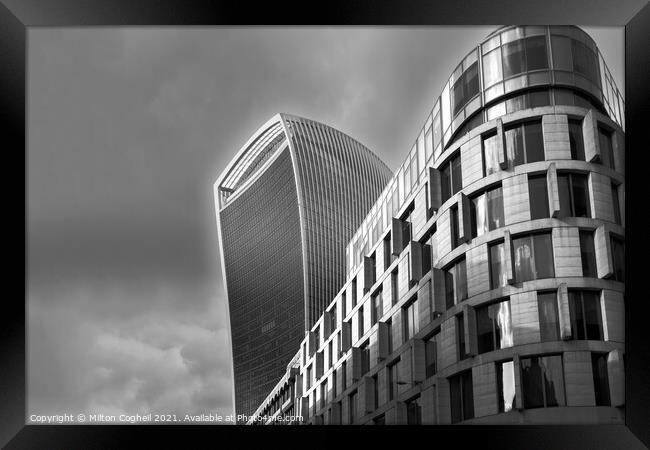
<box><xmin>214</xmin><ymin>113</ymin><xmax>392</xmax><ymax>419</ymax></box>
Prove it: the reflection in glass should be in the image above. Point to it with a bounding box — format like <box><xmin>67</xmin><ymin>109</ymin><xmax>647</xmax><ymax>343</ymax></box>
<box><xmin>528</xmin><ymin>174</ymin><xmax>550</xmax><ymax>220</ymax></box>
<box><xmin>497</xmin><ymin>360</ymin><xmax>516</xmax><ymax>412</ymax></box>
<box><xmin>483</xmin><ymin>48</ymin><xmax>503</xmax><ymax>88</ymax></box>
<box><xmin>557</xmin><ymin>173</ymin><xmax>591</xmax><ymax>218</ymax></box>
<box><xmin>591</xmin><ymin>353</ymin><xmax>611</xmax><ymax>406</ymax></box>
<box><xmin>513</xmin><ymin>233</ymin><xmax>554</xmax><ymax>282</ymax></box>
<box><xmin>503</xmin><ymin>39</ymin><xmax>526</xmax><ymax>78</ymax></box>
<box><xmin>483</xmin><ymin>133</ymin><xmax>501</xmax><ymax>176</ymax></box>
<box><xmin>537</xmin><ymin>291</ymin><xmax>560</xmax><ymax>342</ymax></box>
<box><xmin>489</xmin><ymin>242</ymin><xmax>508</xmax><ymax>289</ymax></box>
<box><xmin>568</xmin><ymin>290</ymin><xmax>603</xmax><ymax>340</ymax></box>
<box><xmin>579</xmin><ymin>231</ymin><xmax>597</xmax><ymax>278</ymax></box>
<box><xmin>521</xmin><ymin>355</ymin><xmax>566</xmax><ymax>408</ymax></box>
<box><xmin>477</xmin><ymin>299</ymin><xmax>513</xmax><ymax>354</ymax></box>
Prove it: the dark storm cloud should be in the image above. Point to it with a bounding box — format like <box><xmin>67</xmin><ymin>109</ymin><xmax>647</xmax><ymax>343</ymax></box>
<box><xmin>27</xmin><ymin>26</ymin><xmax>623</xmax><ymax>420</ymax></box>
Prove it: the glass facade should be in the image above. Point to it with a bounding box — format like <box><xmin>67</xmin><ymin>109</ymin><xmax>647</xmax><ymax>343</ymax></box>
<box><xmin>476</xmin><ymin>299</ymin><xmax>513</xmax><ymax>354</ymax></box>
<box><xmin>521</xmin><ymin>355</ymin><xmax>566</xmax><ymax>409</ymax></box>
<box><xmin>512</xmin><ymin>232</ymin><xmax>555</xmax><ymax>282</ymax></box>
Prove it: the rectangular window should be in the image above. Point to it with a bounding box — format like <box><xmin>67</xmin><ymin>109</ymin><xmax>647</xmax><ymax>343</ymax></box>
<box><xmin>341</xmin><ymin>292</ymin><xmax>347</xmax><ymax>322</ymax></box>
<box><xmin>403</xmin><ymin>299</ymin><xmax>418</xmax><ymax>341</ymax></box>
<box><xmin>306</xmin><ymin>365</ymin><xmax>312</xmax><ymax>390</ymax></box>
<box><xmin>391</xmin><ymin>270</ymin><xmax>398</xmax><ymax>306</ymax></box>
<box><xmin>528</xmin><ymin>174</ymin><xmax>550</xmax><ymax>220</ymax></box>
<box><xmin>483</xmin><ymin>132</ymin><xmax>501</xmax><ymax>176</ymax></box>
<box><xmin>579</xmin><ymin>231</ymin><xmax>597</xmax><ymax>278</ymax></box>
<box><xmin>569</xmin><ymin>290</ymin><xmax>603</xmax><ymax>340</ymax></box>
<box><xmin>451</xmin><ymin>61</ymin><xmax>480</xmax><ymax>116</ymax></box>
<box><xmin>610</xmin><ymin>236</ymin><xmax>625</xmax><ymax>282</ymax></box>
<box><xmin>369</xmin><ymin>253</ymin><xmax>377</xmax><ymax>285</ymax></box>
<box><xmin>445</xmin><ymin>258</ymin><xmax>468</xmax><ymax>309</ymax></box>
<box><xmin>371</xmin><ymin>289</ymin><xmax>383</xmax><ymax>325</ymax></box>
<box><xmin>388</xmin><ymin>361</ymin><xmax>398</xmax><ymax>401</ymax></box>
<box><xmin>483</xmin><ymin>47</ymin><xmax>502</xmax><ymax>88</ymax></box>
<box><xmin>505</xmin><ymin>120</ymin><xmax>544</xmax><ymax>168</ymax></box>
<box><xmin>441</xmin><ymin>153</ymin><xmax>462</xmax><ymax>204</ymax></box>
<box><xmin>496</xmin><ymin>360</ymin><xmax>516</xmax><ymax>412</ymax></box>
<box><xmin>521</xmin><ymin>354</ymin><xmax>566</xmax><ymax>408</ymax></box>
<box><xmin>502</xmin><ymin>39</ymin><xmax>526</xmax><ymax>78</ymax></box>
<box><xmin>611</xmin><ymin>184</ymin><xmax>621</xmax><ymax>225</ymax></box>
<box><xmin>591</xmin><ymin>353</ymin><xmax>611</xmax><ymax>406</ymax></box>
<box><xmin>341</xmin><ymin>361</ymin><xmax>347</xmax><ymax>391</ymax></box>
<box><xmin>450</xmin><ymin>370</ymin><xmax>474</xmax><ymax>423</ymax></box>
<box><xmin>451</xmin><ymin>205</ymin><xmax>461</xmax><ymax>249</ymax></box>
<box><xmin>557</xmin><ymin>173</ymin><xmax>591</xmax><ymax>218</ymax></box>
<box><xmin>513</xmin><ymin>232</ymin><xmax>555</xmax><ymax>282</ymax></box>
<box><xmin>349</xmin><ymin>390</ymin><xmax>358</xmax><ymax>424</ymax></box>
<box><xmin>572</xmin><ymin>39</ymin><xmax>600</xmax><ymax>86</ymax></box>
<box><xmin>537</xmin><ymin>291</ymin><xmax>560</xmax><ymax>342</ymax></box>
<box><xmin>351</xmin><ymin>278</ymin><xmax>357</xmax><ymax>307</ymax></box>
<box><xmin>526</xmin><ymin>35</ymin><xmax>549</xmax><ymax>71</ymax></box>
<box><xmin>360</xmin><ymin>341</ymin><xmax>370</xmax><ymax>376</ymax></box>
<box><xmin>476</xmin><ymin>299</ymin><xmax>513</xmax><ymax>354</ymax></box>
<box><xmin>597</xmin><ymin>126</ymin><xmax>615</xmax><ymax>169</ymax></box>
<box><xmin>358</xmin><ymin>306</ymin><xmax>364</xmax><ymax>338</ymax></box>
<box><xmin>470</xmin><ymin>185</ymin><xmax>504</xmax><ymax>238</ymax></box>
<box><xmin>372</xmin><ymin>374</ymin><xmax>379</xmax><ymax>410</ymax></box>
<box><xmin>330</xmin><ymin>306</ymin><xmax>337</xmax><ymax>336</ymax></box>
<box><xmin>406</xmin><ymin>396</ymin><xmax>423</xmax><ymax>425</ymax></box>
<box><xmin>384</xmin><ymin>234</ymin><xmax>393</xmax><ymax>268</ymax></box>
<box><xmin>328</xmin><ymin>340</ymin><xmax>333</xmax><ymax>369</ymax></box>
<box><xmin>489</xmin><ymin>241</ymin><xmax>508</xmax><ymax>289</ymax></box>
<box><xmin>568</xmin><ymin>119</ymin><xmax>585</xmax><ymax>160</ymax></box>
<box><xmin>425</xmin><ymin>333</ymin><xmax>438</xmax><ymax>378</ymax></box>
<box><xmin>386</xmin><ymin>319</ymin><xmax>393</xmax><ymax>354</ymax></box>
<box><xmin>457</xmin><ymin>313</ymin><xmax>467</xmax><ymax>361</ymax></box>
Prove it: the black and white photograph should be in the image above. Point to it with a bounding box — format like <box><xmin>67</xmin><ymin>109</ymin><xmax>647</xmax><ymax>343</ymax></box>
<box><xmin>4</xmin><ymin>0</ymin><xmax>650</xmax><ymax>448</ymax></box>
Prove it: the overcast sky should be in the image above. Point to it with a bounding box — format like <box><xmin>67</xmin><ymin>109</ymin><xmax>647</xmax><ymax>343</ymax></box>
<box><xmin>27</xmin><ymin>26</ymin><xmax>623</xmax><ymax>421</ymax></box>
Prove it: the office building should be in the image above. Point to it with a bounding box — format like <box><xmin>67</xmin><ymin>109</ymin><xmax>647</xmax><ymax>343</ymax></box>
<box><xmin>247</xmin><ymin>25</ymin><xmax>625</xmax><ymax>425</ymax></box>
<box><xmin>214</xmin><ymin>113</ymin><xmax>393</xmax><ymax>419</ymax></box>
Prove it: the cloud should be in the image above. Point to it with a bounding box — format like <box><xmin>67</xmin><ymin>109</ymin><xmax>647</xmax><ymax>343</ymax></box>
<box><xmin>28</xmin><ymin>281</ymin><xmax>234</xmax><ymax>422</ymax></box>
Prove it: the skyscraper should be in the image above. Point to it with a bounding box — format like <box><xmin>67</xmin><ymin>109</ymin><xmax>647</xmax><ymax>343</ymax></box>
<box><xmin>214</xmin><ymin>113</ymin><xmax>392</xmax><ymax>419</ymax></box>
<box><xmin>247</xmin><ymin>25</ymin><xmax>625</xmax><ymax>425</ymax></box>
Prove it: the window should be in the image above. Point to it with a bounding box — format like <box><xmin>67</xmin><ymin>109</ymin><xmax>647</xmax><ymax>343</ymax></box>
<box><xmin>551</xmin><ymin>36</ymin><xmax>600</xmax><ymax>85</ymax></box>
<box><xmin>569</xmin><ymin>290</ymin><xmax>603</xmax><ymax>340</ymax></box>
<box><xmin>512</xmin><ymin>232</ymin><xmax>555</xmax><ymax>282</ymax></box>
<box><xmin>306</xmin><ymin>365</ymin><xmax>312</xmax><ymax>390</ymax></box>
<box><xmin>369</xmin><ymin>252</ymin><xmax>377</xmax><ymax>285</ymax></box>
<box><xmin>384</xmin><ymin>234</ymin><xmax>394</xmax><ymax>268</ymax></box>
<box><xmin>406</xmin><ymin>396</ymin><xmax>423</xmax><ymax>425</ymax></box>
<box><xmin>483</xmin><ymin>47</ymin><xmax>502</xmax><ymax>88</ymax></box>
<box><xmin>502</xmin><ymin>36</ymin><xmax>548</xmax><ymax>78</ymax></box>
<box><xmin>457</xmin><ymin>313</ymin><xmax>467</xmax><ymax>361</ymax></box>
<box><xmin>538</xmin><ymin>291</ymin><xmax>560</xmax><ymax>342</ymax></box>
<box><xmin>391</xmin><ymin>270</ymin><xmax>399</xmax><ymax>306</ymax></box>
<box><xmin>360</xmin><ymin>341</ymin><xmax>370</xmax><ymax>376</ymax></box>
<box><xmin>349</xmin><ymin>390</ymin><xmax>358</xmax><ymax>424</ymax></box>
<box><xmin>568</xmin><ymin>119</ymin><xmax>585</xmax><ymax>160</ymax></box>
<box><xmin>610</xmin><ymin>236</ymin><xmax>625</xmax><ymax>282</ymax></box>
<box><xmin>505</xmin><ymin>120</ymin><xmax>544</xmax><ymax>168</ymax></box>
<box><xmin>483</xmin><ymin>132</ymin><xmax>501</xmax><ymax>176</ymax></box>
<box><xmin>440</xmin><ymin>153</ymin><xmax>462</xmax><ymax>203</ymax></box>
<box><xmin>421</xmin><ymin>243</ymin><xmax>432</xmax><ymax>275</ymax></box>
<box><xmin>591</xmin><ymin>353</ymin><xmax>611</xmax><ymax>406</ymax></box>
<box><xmin>445</xmin><ymin>258</ymin><xmax>468</xmax><ymax>309</ymax></box>
<box><xmin>521</xmin><ymin>355</ymin><xmax>566</xmax><ymax>408</ymax></box>
<box><xmin>476</xmin><ymin>299</ymin><xmax>513</xmax><ymax>354</ymax></box>
<box><xmin>403</xmin><ymin>299</ymin><xmax>418</xmax><ymax>341</ymax></box>
<box><xmin>386</xmin><ymin>319</ymin><xmax>393</xmax><ymax>354</ymax></box>
<box><xmin>579</xmin><ymin>231</ymin><xmax>597</xmax><ymax>278</ymax></box>
<box><xmin>371</xmin><ymin>289</ymin><xmax>383</xmax><ymax>326</ymax></box>
<box><xmin>371</xmin><ymin>373</ymin><xmax>379</xmax><ymax>410</ymax></box>
<box><xmin>341</xmin><ymin>361</ymin><xmax>347</xmax><ymax>391</ymax></box>
<box><xmin>328</xmin><ymin>340</ymin><xmax>333</xmax><ymax>369</ymax></box>
<box><xmin>451</xmin><ymin>61</ymin><xmax>480</xmax><ymax>116</ymax></box>
<box><xmin>557</xmin><ymin>173</ymin><xmax>590</xmax><ymax>218</ymax></box>
<box><xmin>597</xmin><ymin>126</ymin><xmax>615</xmax><ymax>169</ymax></box>
<box><xmin>496</xmin><ymin>360</ymin><xmax>516</xmax><ymax>412</ymax></box>
<box><xmin>351</xmin><ymin>278</ymin><xmax>358</xmax><ymax>307</ymax></box>
<box><xmin>358</xmin><ymin>306</ymin><xmax>365</xmax><ymax>338</ymax></box>
<box><xmin>528</xmin><ymin>174</ymin><xmax>550</xmax><ymax>220</ymax></box>
<box><xmin>388</xmin><ymin>361</ymin><xmax>398</xmax><ymax>401</ymax></box>
<box><xmin>489</xmin><ymin>241</ymin><xmax>509</xmax><ymax>289</ymax></box>
<box><xmin>329</xmin><ymin>306</ymin><xmax>337</xmax><ymax>336</ymax></box>
<box><xmin>470</xmin><ymin>185</ymin><xmax>504</xmax><ymax>238</ymax></box>
<box><xmin>450</xmin><ymin>370</ymin><xmax>474</xmax><ymax>423</ymax></box>
<box><xmin>341</xmin><ymin>292</ymin><xmax>347</xmax><ymax>322</ymax></box>
<box><xmin>373</xmin><ymin>414</ymin><xmax>385</xmax><ymax>425</ymax></box>
<box><xmin>321</xmin><ymin>383</ymin><xmax>327</xmax><ymax>409</ymax></box>
<box><xmin>451</xmin><ymin>205</ymin><xmax>461</xmax><ymax>249</ymax></box>
<box><xmin>425</xmin><ymin>333</ymin><xmax>438</xmax><ymax>378</ymax></box>
<box><xmin>611</xmin><ymin>184</ymin><xmax>621</xmax><ymax>225</ymax></box>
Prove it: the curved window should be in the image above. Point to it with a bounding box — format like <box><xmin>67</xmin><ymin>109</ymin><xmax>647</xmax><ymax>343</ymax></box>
<box><xmin>502</xmin><ymin>36</ymin><xmax>548</xmax><ymax>79</ymax></box>
<box><xmin>551</xmin><ymin>35</ymin><xmax>600</xmax><ymax>86</ymax></box>
<box><xmin>470</xmin><ymin>185</ymin><xmax>504</xmax><ymax>238</ymax></box>
<box><xmin>451</xmin><ymin>62</ymin><xmax>480</xmax><ymax>116</ymax></box>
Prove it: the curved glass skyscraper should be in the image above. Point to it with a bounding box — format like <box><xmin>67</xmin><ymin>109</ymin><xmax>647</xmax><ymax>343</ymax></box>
<box><xmin>214</xmin><ymin>113</ymin><xmax>392</xmax><ymax>419</ymax></box>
